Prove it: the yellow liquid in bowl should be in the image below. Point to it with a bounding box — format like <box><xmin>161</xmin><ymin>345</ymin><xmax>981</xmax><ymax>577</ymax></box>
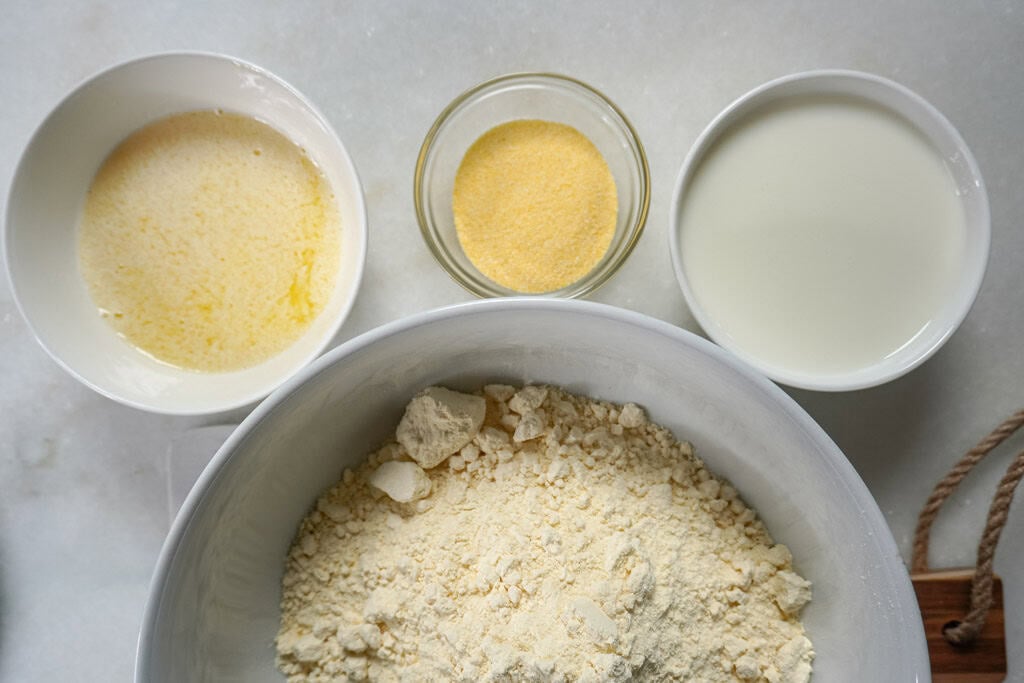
<box><xmin>78</xmin><ymin>110</ymin><xmax>341</xmax><ymax>372</ymax></box>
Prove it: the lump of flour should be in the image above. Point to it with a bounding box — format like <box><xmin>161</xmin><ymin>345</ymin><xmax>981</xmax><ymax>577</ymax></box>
<box><xmin>396</xmin><ymin>386</ymin><xmax>485</xmax><ymax>468</ymax></box>
<box><xmin>367</xmin><ymin>461</ymin><xmax>431</xmax><ymax>503</ymax></box>
<box><xmin>276</xmin><ymin>385</ymin><xmax>815</xmax><ymax>682</ymax></box>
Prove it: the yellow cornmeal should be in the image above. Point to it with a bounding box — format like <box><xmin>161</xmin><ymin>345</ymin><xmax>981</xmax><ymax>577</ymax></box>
<box><xmin>452</xmin><ymin>120</ymin><xmax>617</xmax><ymax>293</ymax></box>
<box><xmin>78</xmin><ymin>110</ymin><xmax>341</xmax><ymax>372</ymax></box>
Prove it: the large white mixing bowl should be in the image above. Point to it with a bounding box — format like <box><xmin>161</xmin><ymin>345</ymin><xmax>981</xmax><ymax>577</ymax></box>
<box><xmin>136</xmin><ymin>299</ymin><xmax>930</xmax><ymax>682</ymax></box>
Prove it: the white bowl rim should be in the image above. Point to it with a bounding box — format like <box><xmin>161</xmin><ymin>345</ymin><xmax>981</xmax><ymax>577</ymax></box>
<box><xmin>668</xmin><ymin>68</ymin><xmax>991</xmax><ymax>392</ymax></box>
<box><xmin>2</xmin><ymin>49</ymin><xmax>369</xmax><ymax>416</ymax></box>
<box><xmin>134</xmin><ymin>296</ymin><xmax>930</xmax><ymax>681</ymax></box>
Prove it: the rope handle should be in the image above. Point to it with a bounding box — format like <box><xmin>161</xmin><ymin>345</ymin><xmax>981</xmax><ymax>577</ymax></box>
<box><xmin>911</xmin><ymin>409</ymin><xmax>1024</xmax><ymax>645</ymax></box>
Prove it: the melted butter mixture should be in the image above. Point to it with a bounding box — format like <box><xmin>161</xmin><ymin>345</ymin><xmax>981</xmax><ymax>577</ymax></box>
<box><xmin>78</xmin><ymin>111</ymin><xmax>341</xmax><ymax>372</ymax></box>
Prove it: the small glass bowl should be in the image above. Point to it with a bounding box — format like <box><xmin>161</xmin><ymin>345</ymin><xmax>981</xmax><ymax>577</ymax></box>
<box><xmin>414</xmin><ymin>73</ymin><xmax>650</xmax><ymax>298</ymax></box>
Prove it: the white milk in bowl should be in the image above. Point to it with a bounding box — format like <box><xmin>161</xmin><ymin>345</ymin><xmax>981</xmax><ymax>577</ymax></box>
<box><xmin>678</xmin><ymin>94</ymin><xmax>966</xmax><ymax>382</ymax></box>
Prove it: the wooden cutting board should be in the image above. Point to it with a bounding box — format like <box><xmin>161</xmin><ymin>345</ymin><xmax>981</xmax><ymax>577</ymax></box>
<box><xmin>911</xmin><ymin>569</ymin><xmax>1007</xmax><ymax>682</ymax></box>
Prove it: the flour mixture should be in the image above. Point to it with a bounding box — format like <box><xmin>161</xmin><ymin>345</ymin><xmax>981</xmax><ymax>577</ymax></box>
<box><xmin>276</xmin><ymin>385</ymin><xmax>814</xmax><ymax>682</ymax></box>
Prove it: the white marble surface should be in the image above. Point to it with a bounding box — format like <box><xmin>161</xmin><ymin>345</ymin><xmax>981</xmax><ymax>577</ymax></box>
<box><xmin>2</xmin><ymin>2</ymin><xmax>1022</xmax><ymax>680</ymax></box>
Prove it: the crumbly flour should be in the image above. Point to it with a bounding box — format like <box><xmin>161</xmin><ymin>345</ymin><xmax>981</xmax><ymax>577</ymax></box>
<box><xmin>276</xmin><ymin>385</ymin><xmax>814</xmax><ymax>682</ymax></box>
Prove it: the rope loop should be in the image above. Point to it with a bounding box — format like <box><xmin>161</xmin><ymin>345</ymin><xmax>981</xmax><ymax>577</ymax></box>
<box><xmin>911</xmin><ymin>409</ymin><xmax>1024</xmax><ymax>646</ymax></box>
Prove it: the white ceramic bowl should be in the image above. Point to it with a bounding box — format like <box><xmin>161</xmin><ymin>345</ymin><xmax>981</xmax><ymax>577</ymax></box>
<box><xmin>136</xmin><ymin>299</ymin><xmax>929</xmax><ymax>682</ymax></box>
<box><xmin>670</xmin><ymin>70</ymin><xmax>989</xmax><ymax>391</ymax></box>
<box><xmin>3</xmin><ymin>52</ymin><xmax>367</xmax><ymax>414</ymax></box>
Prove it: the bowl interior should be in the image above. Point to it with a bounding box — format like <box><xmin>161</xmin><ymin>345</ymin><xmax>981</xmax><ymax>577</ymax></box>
<box><xmin>416</xmin><ymin>74</ymin><xmax>648</xmax><ymax>298</ymax></box>
<box><xmin>670</xmin><ymin>71</ymin><xmax>989</xmax><ymax>391</ymax></box>
<box><xmin>4</xmin><ymin>53</ymin><xmax>366</xmax><ymax>414</ymax></box>
<box><xmin>138</xmin><ymin>300</ymin><xmax>928</xmax><ymax>682</ymax></box>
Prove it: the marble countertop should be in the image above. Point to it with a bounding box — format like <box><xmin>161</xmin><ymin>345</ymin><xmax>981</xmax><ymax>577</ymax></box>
<box><xmin>3</xmin><ymin>2</ymin><xmax>1023</xmax><ymax>680</ymax></box>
